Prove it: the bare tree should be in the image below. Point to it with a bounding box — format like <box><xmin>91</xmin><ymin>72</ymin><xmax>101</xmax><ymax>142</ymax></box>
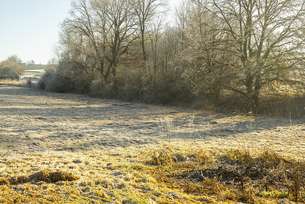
<box><xmin>52</xmin><ymin>0</ymin><xmax>305</xmax><ymax>110</ymax></box>
<box><xmin>212</xmin><ymin>0</ymin><xmax>305</xmax><ymax>111</ymax></box>
<box><xmin>102</xmin><ymin>0</ymin><xmax>138</xmax><ymax>85</ymax></box>
<box><xmin>149</xmin><ymin>17</ymin><xmax>163</xmax><ymax>82</ymax></box>
<box><xmin>64</xmin><ymin>0</ymin><xmax>105</xmax><ymax>77</ymax></box>
<box><xmin>63</xmin><ymin>0</ymin><xmax>138</xmax><ymax>85</ymax></box>
<box><xmin>175</xmin><ymin>0</ymin><xmax>190</xmax><ymax>50</ymax></box>
<box><xmin>133</xmin><ymin>0</ymin><xmax>161</xmax><ymax>62</ymax></box>
<box><xmin>175</xmin><ymin>0</ymin><xmax>235</xmax><ymax>101</ymax></box>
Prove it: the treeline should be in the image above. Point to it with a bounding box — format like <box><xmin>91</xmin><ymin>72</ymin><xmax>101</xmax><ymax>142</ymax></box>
<box><xmin>39</xmin><ymin>0</ymin><xmax>305</xmax><ymax>114</ymax></box>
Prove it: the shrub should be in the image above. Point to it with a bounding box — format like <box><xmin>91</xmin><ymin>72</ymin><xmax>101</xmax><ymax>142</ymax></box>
<box><xmin>45</xmin><ymin>74</ymin><xmax>75</xmax><ymax>93</ymax></box>
<box><xmin>38</xmin><ymin>68</ymin><xmax>56</xmax><ymax>90</ymax></box>
<box><xmin>143</xmin><ymin>72</ymin><xmax>194</xmax><ymax>105</ymax></box>
<box><xmin>90</xmin><ymin>80</ymin><xmax>116</xmax><ymax>98</ymax></box>
<box><xmin>0</xmin><ymin>67</ymin><xmax>20</xmax><ymax>80</ymax></box>
<box><xmin>38</xmin><ymin>68</ymin><xmax>75</xmax><ymax>92</ymax></box>
<box><xmin>38</xmin><ymin>63</ymin><xmax>92</xmax><ymax>93</ymax></box>
<box><xmin>89</xmin><ymin>70</ymin><xmax>193</xmax><ymax>105</ymax></box>
<box><xmin>0</xmin><ymin>57</ymin><xmax>24</xmax><ymax>80</ymax></box>
<box><xmin>89</xmin><ymin>70</ymin><xmax>144</xmax><ymax>101</ymax></box>
<box><xmin>116</xmin><ymin>70</ymin><xmax>144</xmax><ymax>101</ymax></box>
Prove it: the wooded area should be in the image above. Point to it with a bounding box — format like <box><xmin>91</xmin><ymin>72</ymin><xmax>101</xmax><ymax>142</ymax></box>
<box><xmin>39</xmin><ymin>0</ymin><xmax>305</xmax><ymax>114</ymax></box>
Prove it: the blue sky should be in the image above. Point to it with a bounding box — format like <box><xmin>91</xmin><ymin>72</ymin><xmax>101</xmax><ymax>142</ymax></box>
<box><xmin>0</xmin><ymin>0</ymin><xmax>180</xmax><ymax>64</ymax></box>
<box><xmin>0</xmin><ymin>0</ymin><xmax>73</xmax><ymax>64</ymax></box>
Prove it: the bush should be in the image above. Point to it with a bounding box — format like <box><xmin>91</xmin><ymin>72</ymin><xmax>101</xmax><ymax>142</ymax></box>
<box><xmin>38</xmin><ymin>68</ymin><xmax>56</xmax><ymax>90</ymax></box>
<box><xmin>143</xmin><ymin>72</ymin><xmax>194</xmax><ymax>105</ymax></box>
<box><xmin>0</xmin><ymin>57</ymin><xmax>24</xmax><ymax>80</ymax></box>
<box><xmin>89</xmin><ymin>70</ymin><xmax>193</xmax><ymax>105</ymax></box>
<box><xmin>116</xmin><ymin>70</ymin><xmax>144</xmax><ymax>101</ymax></box>
<box><xmin>0</xmin><ymin>67</ymin><xmax>21</xmax><ymax>80</ymax></box>
<box><xmin>90</xmin><ymin>70</ymin><xmax>144</xmax><ymax>101</ymax></box>
<box><xmin>90</xmin><ymin>80</ymin><xmax>115</xmax><ymax>98</ymax></box>
<box><xmin>38</xmin><ymin>63</ymin><xmax>92</xmax><ymax>93</ymax></box>
<box><xmin>38</xmin><ymin>68</ymin><xmax>73</xmax><ymax>92</ymax></box>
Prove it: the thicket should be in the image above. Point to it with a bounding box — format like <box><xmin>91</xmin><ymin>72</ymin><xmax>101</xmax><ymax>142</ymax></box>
<box><xmin>0</xmin><ymin>56</ymin><xmax>25</xmax><ymax>80</ymax></box>
<box><xmin>39</xmin><ymin>0</ymin><xmax>305</xmax><ymax>115</ymax></box>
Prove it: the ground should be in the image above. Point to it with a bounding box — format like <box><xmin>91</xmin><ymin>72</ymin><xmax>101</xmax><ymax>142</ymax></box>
<box><xmin>0</xmin><ymin>86</ymin><xmax>305</xmax><ymax>203</ymax></box>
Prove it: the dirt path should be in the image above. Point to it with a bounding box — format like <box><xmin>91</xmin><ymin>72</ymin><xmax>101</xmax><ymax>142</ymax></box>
<box><xmin>1</xmin><ymin>86</ymin><xmax>305</xmax><ymax>158</ymax></box>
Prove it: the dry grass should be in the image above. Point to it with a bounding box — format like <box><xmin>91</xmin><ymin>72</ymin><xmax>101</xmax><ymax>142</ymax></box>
<box><xmin>6</xmin><ymin>170</ymin><xmax>79</xmax><ymax>185</ymax></box>
<box><xmin>0</xmin><ymin>79</ymin><xmax>25</xmax><ymax>87</ymax></box>
<box><xmin>1</xmin><ymin>86</ymin><xmax>305</xmax><ymax>203</ymax></box>
<box><xmin>0</xmin><ymin>145</ymin><xmax>304</xmax><ymax>203</ymax></box>
<box><xmin>144</xmin><ymin>147</ymin><xmax>305</xmax><ymax>203</ymax></box>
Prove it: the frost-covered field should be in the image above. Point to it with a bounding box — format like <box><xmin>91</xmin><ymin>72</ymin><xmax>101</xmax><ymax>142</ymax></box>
<box><xmin>1</xmin><ymin>86</ymin><xmax>305</xmax><ymax>157</ymax></box>
<box><xmin>0</xmin><ymin>86</ymin><xmax>305</xmax><ymax>203</ymax></box>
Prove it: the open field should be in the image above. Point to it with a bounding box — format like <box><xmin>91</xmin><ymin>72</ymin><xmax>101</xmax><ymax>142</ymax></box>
<box><xmin>20</xmin><ymin>65</ymin><xmax>46</xmax><ymax>83</ymax></box>
<box><xmin>1</xmin><ymin>86</ymin><xmax>305</xmax><ymax>203</ymax></box>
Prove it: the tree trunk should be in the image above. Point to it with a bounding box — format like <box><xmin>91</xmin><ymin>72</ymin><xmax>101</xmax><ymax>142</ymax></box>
<box><xmin>247</xmin><ymin>75</ymin><xmax>261</xmax><ymax>113</ymax></box>
<box><xmin>250</xmin><ymin>92</ymin><xmax>259</xmax><ymax>113</ymax></box>
<box><xmin>111</xmin><ymin>63</ymin><xmax>119</xmax><ymax>94</ymax></box>
<box><xmin>252</xmin><ymin>75</ymin><xmax>262</xmax><ymax>113</ymax></box>
<box><xmin>141</xmin><ymin>30</ymin><xmax>147</xmax><ymax>62</ymax></box>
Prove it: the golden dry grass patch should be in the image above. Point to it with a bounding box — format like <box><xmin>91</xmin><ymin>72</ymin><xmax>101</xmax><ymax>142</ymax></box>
<box><xmin>1</xmin><ymin>144</ymin><xmax>305</xmax><ymax>203</ymax></box>
<box><xmin>0</xmin><ymin>80</ymin><xmax>25</xmax><ymax>87</ymax></box>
